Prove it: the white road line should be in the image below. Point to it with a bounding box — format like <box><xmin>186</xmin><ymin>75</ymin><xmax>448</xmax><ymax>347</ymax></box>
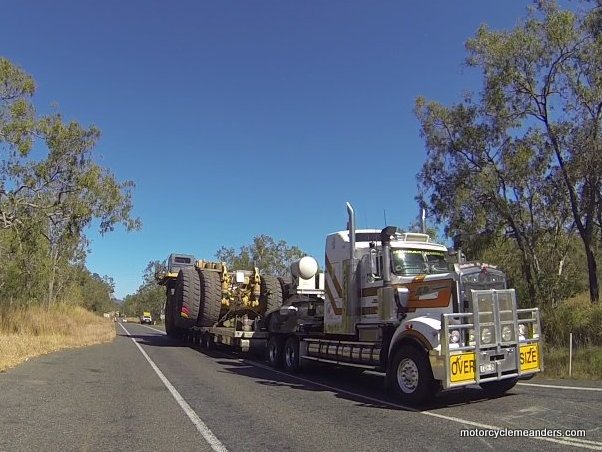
<box><xmin>138</xmin><ymin>324</ymin><xmax>167</xmax><ymax>335</ymax></box>
<box><xmin>118</xmin><ymin>323</ymin><xmax>228</xmax><ymax>452</ymax></box>
<box><xmin>216</xmin><ymin>351</ymin><xmax>602</xmax><ymax>451</ymax></box>
<box><xmin>518</xmin><ymin>382</ymin><xmax>602</xmax><ymax>392</ymax></box>
<box><xmin>127</xmin><ymin>325</ymin><xmax>602</xmax><ymax>450</ymax></box>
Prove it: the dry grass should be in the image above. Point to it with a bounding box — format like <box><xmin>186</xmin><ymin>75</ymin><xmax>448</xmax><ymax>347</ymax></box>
<box><xmin>0</xmin><ymin>304</ymin><xmax>115</xmax><ymax>372</ymax></box>
<box><xmin>541</xmin><ymin>344</ymin><xmax>602</xmax><ymax>380</ymax></box>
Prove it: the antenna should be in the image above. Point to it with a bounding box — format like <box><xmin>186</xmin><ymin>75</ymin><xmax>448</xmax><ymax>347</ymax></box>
<box><xmin>383</xmin><ymin>209</ymin><xmax>388</xmax><ymax>226</ymax></box>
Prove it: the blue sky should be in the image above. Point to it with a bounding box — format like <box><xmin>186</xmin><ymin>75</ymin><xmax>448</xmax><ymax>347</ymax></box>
<box><xmin>2</xmin><ymin>1</ymin><xmax>544</xmax><ymax>299</ymax></box>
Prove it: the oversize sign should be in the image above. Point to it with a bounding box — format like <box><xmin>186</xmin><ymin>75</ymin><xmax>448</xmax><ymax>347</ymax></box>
<box><xmin>449</xmin><ymin>352</ymin><xmax>476</xmax><ymax>382</ymax></box>
<box><xmin>519</xmin><ymin>343</ymin><xmax>540</xmax><ymax>372</ymax></box>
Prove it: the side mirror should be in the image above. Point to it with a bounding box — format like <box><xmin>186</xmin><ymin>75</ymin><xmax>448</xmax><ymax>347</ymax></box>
<box><xmin>369</xmin><ymin>248</ymin><xmax>381</xmax><ymax>280</ymax></box>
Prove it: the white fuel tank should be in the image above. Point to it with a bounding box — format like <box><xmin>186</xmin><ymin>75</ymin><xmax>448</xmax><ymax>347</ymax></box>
<box><xmin>291</xmin><ymin>256</ymin><xmax>318</xmax><ymax>279</ymax></box>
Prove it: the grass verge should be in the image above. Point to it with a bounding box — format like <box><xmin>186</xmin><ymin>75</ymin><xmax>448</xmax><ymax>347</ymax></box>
<box><xmin>0</xmin><ymin>304</ymin><xmax>115</xmax><ymax>372</ymax></box>
<box><xmin>541</xmin><ymin>343</ymin><xmax>602</xmax><ymax>380</ymax></box>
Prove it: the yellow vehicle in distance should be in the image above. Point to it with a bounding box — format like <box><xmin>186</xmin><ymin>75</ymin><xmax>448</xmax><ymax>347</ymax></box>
<box><xmin>140</xmin><ymin>311</ymin><xmax>153</xmax><ymax>325</ymax></box>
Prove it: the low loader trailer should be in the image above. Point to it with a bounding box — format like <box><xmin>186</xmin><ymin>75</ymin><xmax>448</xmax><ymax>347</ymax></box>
<box><xmin>157</xmin><ymin>203</ymin><xmax>542</xmax><ymax>405</ymax></box>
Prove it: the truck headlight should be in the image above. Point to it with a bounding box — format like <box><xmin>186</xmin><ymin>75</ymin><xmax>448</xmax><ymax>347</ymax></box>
<box><xmin>518</xmin><ymin>324</ymin><xmax>527</xmax><ymax>338</ymax></box>
<box><xmin>449</xmin><ymin>330</ymin><xmax>460</xmax><ymax>344</ymax></box>
<box><xmin>502</xmin><ymin>325</ymin><xmax>513</xmax><ymax>342</ymax></box>
<box><xmin>481</xmin><ymin>328</ymin><xmax>492</xmax><ymax>344</ymax></box>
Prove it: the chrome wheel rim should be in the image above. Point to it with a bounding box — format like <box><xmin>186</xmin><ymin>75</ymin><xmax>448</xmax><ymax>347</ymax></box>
<box><xmin>285</xmin><ymin>345</ymin><xmax>295</xmax><ymax>368</ymax></box>
<box><xmin>397</xmin><ymin>358</ymin><xmax>419</xmax><ymax>393</ymax></box>
<box><xmin>268</xmin><ymin>342</ymin><xmax>278</xmax><ymax>363</ymax></box>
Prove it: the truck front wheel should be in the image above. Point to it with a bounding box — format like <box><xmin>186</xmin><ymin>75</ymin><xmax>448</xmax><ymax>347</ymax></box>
<box><xmin>388</xmin><ymin>345</ymin><xmax>436</xmax><ymax>406</ymax></box>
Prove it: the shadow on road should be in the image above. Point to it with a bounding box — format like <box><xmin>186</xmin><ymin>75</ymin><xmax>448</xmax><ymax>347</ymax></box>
<box><xmin>120</xmin><ymin>327</ymin><xmax>515</xmax><ymax>412</ymax></box>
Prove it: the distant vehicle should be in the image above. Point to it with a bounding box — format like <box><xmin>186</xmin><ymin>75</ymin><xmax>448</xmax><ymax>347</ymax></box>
<box><xmin>140</xmin><ymin>312</ymin><xmax>153</xmax><ymax>325</ymax></box>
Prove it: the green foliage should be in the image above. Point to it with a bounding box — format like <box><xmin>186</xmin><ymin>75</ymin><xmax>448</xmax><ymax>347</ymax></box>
<box><xmin>215</xmin><ymin>234</ymin><xmax>306</xmax><ymax>277</ymax></box>
<box><xmin>415</xmin><ymin>1</ymin><xmax>602</xmax><ymax>305</ymax></box>
<box><xmin>542</xmin><ymin>292</ymin><xmax>602</xmax><ymax>347</ymax></box>
<box><xmin>121</xmin><ymin>260</ymin><xmax>166</xmax><ymax>319</ymax></box>
<box><xmin>0</xmin><ymin>57</ymin><xmax>140</xmax><ymax>308</ymax></box>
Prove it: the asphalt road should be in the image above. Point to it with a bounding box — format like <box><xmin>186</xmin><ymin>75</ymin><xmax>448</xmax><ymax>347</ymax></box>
<box><xmin>1</xmin><ymin>322</ymin><xmax>600</xmax><ymax>452</ymax></box>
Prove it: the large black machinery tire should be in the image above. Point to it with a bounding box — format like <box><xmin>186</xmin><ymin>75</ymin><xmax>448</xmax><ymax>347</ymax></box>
<box><xmin>164</xmin><ymin>283</ymin><xmax>176</xmax><ymax>336</ymax></box>
<box><xmin>259</xmin><ymin>275</ymin><xmax>283</xmax><ymax>314</ymax></box>
<box><xmin>278</xmin><ymin>276</ymin><xmax>291</xmax><ymax>301</ymax></box>
<box><xmin>197</xmin><ymin>269</ymin><xmax>222</xmax><ymax>327</ymax></box>
<box><xmin>174</xmin><ymin>268</ymin><xmax>202</xmax><ymax>329</ymax></box>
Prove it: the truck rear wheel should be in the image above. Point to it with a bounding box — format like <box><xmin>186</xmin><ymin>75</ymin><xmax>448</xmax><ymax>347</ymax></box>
<box><xmin>388</xmin><ymin>345</ymin><xmax>436</xmax><ymax>406</ymax></box>
<box><xmin>266</xmin><ymin>335</ymin><xmax>284</xmax><ymax>369</ymax></box>
<box><xmin>283</xmin><ymin>336</ymin><xmax>300</xmax><ymax>373</ymax></box>
<box><xmin>197</xmin><ymin>270</ymin><xmax>222</xmax><ymax>327</ymax></box>
<box><xmin>259</xmin><ymin>275</ymin><xmax>283</xmax><ymax>314</ymax></box>
<box><xmin>174</xmin><ymin>268</ymin><xmax>202</xmax><ymax>329</ymax></box>
<box><xmin>480</xmin><ymin>378</ymin><xmax>518</xmax><ymax>398</ymax></box>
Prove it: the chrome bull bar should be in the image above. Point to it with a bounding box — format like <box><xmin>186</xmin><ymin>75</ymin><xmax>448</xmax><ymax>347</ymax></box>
<box><xmin>439</xmin><ymin>289</ymin><xmax>542</xmax><ymax>389</ymax></box>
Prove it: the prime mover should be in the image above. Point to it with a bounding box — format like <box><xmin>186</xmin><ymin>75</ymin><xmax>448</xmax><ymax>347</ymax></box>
<box><xmin>157</xmin><ymin>203</ymin><xmax>542</xmax><ymax>405</ymax></box>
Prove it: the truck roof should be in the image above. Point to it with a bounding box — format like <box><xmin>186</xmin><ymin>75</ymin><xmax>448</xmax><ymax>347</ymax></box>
<box><xmin>328</xmin><ymin>229</ymin><xmax>448</xmax><ymax>253</ymax></box>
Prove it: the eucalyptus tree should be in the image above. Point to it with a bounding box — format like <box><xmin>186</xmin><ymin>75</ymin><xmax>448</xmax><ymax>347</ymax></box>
<box><xmin>416</xmin><ymin>1</ymin><xmax>602</xmax><ymax>303</ymax></box>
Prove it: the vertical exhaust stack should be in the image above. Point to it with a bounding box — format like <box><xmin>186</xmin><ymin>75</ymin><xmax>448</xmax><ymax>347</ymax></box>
<box><xmin>346</xmin><ymin>202</ymin><xmax>358</xmax><ymax>332</ymax></box>
<box><xmin>381</xmin><ymin>226</ymin><xmax>398</xmax><ymax>287</ymax></box>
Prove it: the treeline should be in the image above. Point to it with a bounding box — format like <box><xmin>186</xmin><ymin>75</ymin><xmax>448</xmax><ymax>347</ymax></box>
<box><xmin>416</xmin><ymin>1</ymin><xmax>602</xmax><ymax>344</ymax></box>
<box><xmin>121</xmin><ymin>235</ymin><xmax>305</xmax><ymax>318</ymax></box>
<box><xmin>0</xmin><ymin>57</ymin><xmax>138</xmax><ymax>311</ymax></box>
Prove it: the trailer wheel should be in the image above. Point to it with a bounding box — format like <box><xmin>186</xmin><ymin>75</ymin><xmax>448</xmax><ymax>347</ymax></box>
<box><xmin>197</xmin><ymin>270</ymin><xmax>222</xmax><ymax>327</ymax></box>
<box><xmin>388</xmin><ymin>345</ymin><xmax>436</xmax><ymax>406</ymax></box>
<box><xmin>199</xmin><ymin>332</ymin><xmax>208</xmax><ymax>349</ymax></box>
<box><xmin>259</xmin><ymin>275</ymin><xmax>283</xmax><ymax>314</ymax></box>
<box><xmin>480</xmin><ymin>378</ymin><xmax>518</xmax><ymax>398</ymax></box>
<box><xmin>266</xmin><ymin>335</ymin><xmax>284</xmax><ymax>369</ymax></box>
<box><xmin>205</xmin><ymin>333</ymin><xmax>215</xmax><ymax>350</ymax></box>
<box><xmin>174</xmin><ymin>268</ymin><xmax>202</xmax><ymax>329</ymax></box>
<box><xmin>283</xmin><ymin>336</ymin><xmax>300</xmax><ymax>373</ymax></box>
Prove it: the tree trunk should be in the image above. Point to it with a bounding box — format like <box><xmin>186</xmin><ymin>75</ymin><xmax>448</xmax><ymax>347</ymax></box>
<box><xmin>584</xmin><ymin>239</ymin><xmax>599</xmax><ymax>303</ymax></box>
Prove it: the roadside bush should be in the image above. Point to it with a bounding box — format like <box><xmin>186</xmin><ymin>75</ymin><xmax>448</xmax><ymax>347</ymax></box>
<box><xmin>542</xmin><ymin>293</ymin><xmax>602</xmax><ymax>347</ymax></box>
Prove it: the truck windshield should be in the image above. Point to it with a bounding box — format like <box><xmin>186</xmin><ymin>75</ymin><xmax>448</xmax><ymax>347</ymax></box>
<box><xmin>391</xmin><ymin>249</ymin><xmax>448</xmax><ymax>276</ymax></box>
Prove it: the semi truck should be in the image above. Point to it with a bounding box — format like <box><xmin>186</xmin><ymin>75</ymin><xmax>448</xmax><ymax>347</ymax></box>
<box><xmin>156</xmin><ymin>203</ymin><xmax>542</xmax><ymax>405</ymax></box>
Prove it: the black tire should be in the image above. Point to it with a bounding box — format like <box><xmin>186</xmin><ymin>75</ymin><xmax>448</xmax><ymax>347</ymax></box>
<box><xmin>197</xmin><ymin>270</ymin><xmax>222</xmax><ymax>327</ymax></box>
<box><xmin>205</xmin><ymin>333</ymin><xmax>215</xmax><ymax>350</ymax></box>
<box><xmin>260</xmin><ymin>275</ymin><xmax>283</xmax><ymax>315</ymax></box>
<box><xmin>283</xmin><ymin>336</ymin><xmax>300</xmax><ymax>373</ymax></box>
<box><xmin>277</xmin><ymin>276</ymin><xmax>291</xmax><ymax>301</ymax></box>
<box><xmin>387</xmin><ymin>345</ymin><xmax>437</xmax><ymax>406</ymax></box>
<box><xmin>480</xmin><ymin>378</ymin><xmax>518</xmax><ymax>398</ymax></box>
<box><xmin>266</xmin><ymin>335</ymin><xmax>284</xmax><ymax>369</ymax></box>
<box><xmin>174</xmin><ymin>269</ymin><xmax>202</xmax><ymax>329</ymax></box>
<box><xmin>164</xmin><ymin>285</ymin><xmax>174</xmax><ymax>336</ymax></box>
<box><xmin>200</xmin><ymin>332</ymin><xmax>209</xmax><ymax>349</ymax></box>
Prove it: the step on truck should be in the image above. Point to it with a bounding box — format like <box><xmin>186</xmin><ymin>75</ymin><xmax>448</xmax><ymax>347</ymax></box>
<box><xmin>157</xmin><ymin>203</ymin><xmax>542</xmax><ymax>406</ymax></box>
